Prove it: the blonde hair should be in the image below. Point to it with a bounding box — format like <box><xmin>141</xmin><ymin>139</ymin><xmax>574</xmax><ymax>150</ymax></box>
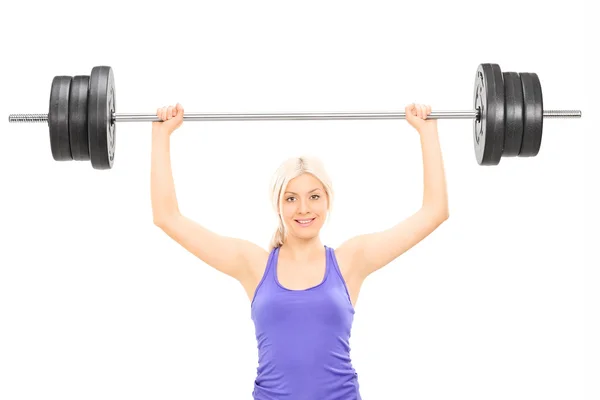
<box><xmin>268</xmin><ymin>156</ymin><xmax>334</xmax><ymax>251</ymax></box>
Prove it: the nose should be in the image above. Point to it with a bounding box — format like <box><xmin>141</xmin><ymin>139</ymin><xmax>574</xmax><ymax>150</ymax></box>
<box><xmin>298</xmin><ymin>199</ymin><xmax>310</xmax><ymax>214</ymax></box>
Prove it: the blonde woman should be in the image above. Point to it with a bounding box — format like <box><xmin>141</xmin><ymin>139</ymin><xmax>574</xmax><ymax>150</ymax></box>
<box><xmin>151</xmin><ymin>103</ymin><xmax>449</xmax><ymax>400</ymax></box>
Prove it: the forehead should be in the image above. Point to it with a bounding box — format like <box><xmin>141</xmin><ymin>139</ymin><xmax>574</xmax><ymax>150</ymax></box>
<box><xmin>285</xmin><ymin>173</ymin><xmax>323</xmax><ymax>193</ymax></box>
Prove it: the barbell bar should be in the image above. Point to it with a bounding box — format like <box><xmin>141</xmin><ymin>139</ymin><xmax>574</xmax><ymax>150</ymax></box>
<box><xmin>8</xmin><ymin>63</ymin><xmax>582</xmax><ymax>170</ymax></box>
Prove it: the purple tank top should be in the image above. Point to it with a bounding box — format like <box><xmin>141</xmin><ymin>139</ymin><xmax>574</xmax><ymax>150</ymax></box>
<box><xmin>250</xmin><ymin>245</ymin><xmax>361</xmax><ymax>400</ymax></box>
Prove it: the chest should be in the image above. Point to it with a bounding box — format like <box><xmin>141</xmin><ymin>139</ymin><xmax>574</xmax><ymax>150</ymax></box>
<box><xmin>245</xmin><ymin>247</ymin><xmax>363</xmax><ymax>309</ymax></box>
<box><xmin>276</xmin><ymin>258</ymin><xmax>328</xmax><ymax>291</ymax></box>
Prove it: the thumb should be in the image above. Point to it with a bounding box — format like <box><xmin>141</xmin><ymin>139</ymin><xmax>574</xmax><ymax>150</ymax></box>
<box><xmin>172</xmin><ymin>103</ymin><xmax>183</xmax><ymax>118</ymax></box>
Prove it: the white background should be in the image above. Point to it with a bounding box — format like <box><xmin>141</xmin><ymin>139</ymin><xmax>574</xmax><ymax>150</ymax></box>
<box><xmin>1</xmin><ymin>1</ymin><xmax>596</xmax><ymax>399</ymax></box>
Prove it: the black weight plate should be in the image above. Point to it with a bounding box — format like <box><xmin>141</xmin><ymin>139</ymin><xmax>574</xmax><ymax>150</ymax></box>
<box><xmin>69</xmin><ymin>75</ymin><xmax>90</xmax><ymax>161</ymax></box>
<box><xmin>48</xmin><ymin>76</ymin><xmax>73</xmax><ymax>161</ymax></box>
<box><xmin>502</xmin><ymin>72</ymin><xmax>524</xmax><ymax>157</ymax></box>
<box><xmin>518</xmin><ymin>72</ymin><xmax>544</xmax><ymax>157</ymax></box>
<box><xmin>88</xmin><ymin>66</ymin><xmax>116</xmax><ymax>170</ymax></box>
<box><xmin>473</xmin><ymin>63</ymin><xmax>505</xmax><ymax>165</ymax></box>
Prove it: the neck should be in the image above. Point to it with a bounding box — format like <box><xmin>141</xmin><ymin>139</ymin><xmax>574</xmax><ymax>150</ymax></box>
<box><xmin>280</xmin><ymin>236</ymin><xmax>324</xmax><ymax>262</ymax></box>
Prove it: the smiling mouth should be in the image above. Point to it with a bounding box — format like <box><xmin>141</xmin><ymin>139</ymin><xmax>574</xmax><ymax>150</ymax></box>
<box><xmin>295</xmin><ymin>218</ymin><xmax>315</xmax><ymax>225</ymax></box>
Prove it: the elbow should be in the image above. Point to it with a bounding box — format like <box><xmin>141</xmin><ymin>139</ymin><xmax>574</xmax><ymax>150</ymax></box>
<box><xmin>153</xmin><ymin>210</ymin><xmax>180</xmax><ymax>227</ymax></box>
<box><xmin>153</xmin><ymin>213</ymin><xmax>177</xmax><ymax>227</ymax></box>
<box><xmin>152</xmin><ymin>212</ymin><xmax>164</xmax><ymax>226</ymax></box>
<box><xmin>153</xmin><ymin>218</ymin><xmax>167</xmax><ymax>229</ymax></box>
<box><xmin>437</xmin><ymin>205</ymin><xmax>449</xmax><ymax>221</ymax></box>
<box><xmin>434</xmin><ymin>210</ymin><xmax>449</xmax><ymax>224</ymax></box>
<box><xmin>439</xmin><ymin>208</ymin><xmax>449</xmax><ymax>221</ymax></box>
<box><xmin>423</xmin><ymin>205</ymin><xmax>449</xmax><ymax>221</ymax></box>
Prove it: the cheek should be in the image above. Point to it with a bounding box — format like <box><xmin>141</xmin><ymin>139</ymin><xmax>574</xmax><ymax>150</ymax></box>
<box><xmin>281</xmin><ymin>207</ymin><xmax>294</xmax><ymax>219</ymax></box>
<box><xmin>317</xmin><ymin>202</ymin><xmax>328</xmax><ymax>213</ymax></box>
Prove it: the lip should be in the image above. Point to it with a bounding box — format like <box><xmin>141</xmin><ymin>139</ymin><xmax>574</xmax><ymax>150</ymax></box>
<box><xmin>295</xmin><ymin>218</ymin><xmax>315</xmax><ymax>227</ymax></box>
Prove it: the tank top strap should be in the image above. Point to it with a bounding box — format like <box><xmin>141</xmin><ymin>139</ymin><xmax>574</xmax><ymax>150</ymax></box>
<box><xmin>325</xmin><ymin>245</ymin><xmax>342</xmax><ymax>280</ymax></box>
<box><xmin>250</xmin><ymin>246</ymin><xmax>279</xmax><ymax>308</ymax></box>
<box><xmin>264</xmin><ymin>246</ymin><xmax>280</xmax><ymax>282</ymax></box>
<box><xmin>325</xmin><ymin>245</ymin><xmax>354</xmax><ymax>308</ymax></box>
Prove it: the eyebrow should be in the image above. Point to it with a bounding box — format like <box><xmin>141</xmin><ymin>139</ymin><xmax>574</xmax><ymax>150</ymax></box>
<box><xmin>284</xmin><ymin>188</ymin><xmax>322</xmax><ymax>195</ymax></box>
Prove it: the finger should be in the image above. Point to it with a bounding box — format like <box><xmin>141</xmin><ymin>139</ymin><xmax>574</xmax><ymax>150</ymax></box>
<box><xmin>416</xmin><ymin>104</ymin><xmax>422</xmax><ymax>119</ymax></box>
<box><xmin>167</xmin><ymin>106</ymin><xmax>174</xmax><ymax>120</ymax></box>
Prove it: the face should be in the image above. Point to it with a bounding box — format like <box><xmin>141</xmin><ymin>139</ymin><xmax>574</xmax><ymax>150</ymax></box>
<box><xmin>280</xmin><ymin>173</ymin><xmax>328</xmax><ymax>239</ymax></box>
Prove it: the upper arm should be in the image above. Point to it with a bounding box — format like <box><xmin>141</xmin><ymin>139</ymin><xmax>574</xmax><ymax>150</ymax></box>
<box><xmin>338</xmin><ymin>207</ymin><xmax>449</xmax><ymax>280</ymax></box>
<box><xmin>155</xmin><ymin>214</ymin><xmax>267</xmax><ymax>282</ymax></box>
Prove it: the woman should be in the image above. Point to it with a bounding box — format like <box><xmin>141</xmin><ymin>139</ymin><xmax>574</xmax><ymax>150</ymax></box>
<box><xmin>151</xmin><ymin>102</ymin><xmax>449</xmax><ymax>399</ymax></box>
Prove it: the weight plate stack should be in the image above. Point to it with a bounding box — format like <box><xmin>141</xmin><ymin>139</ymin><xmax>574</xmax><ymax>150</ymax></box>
<box><xmin>473</xmin><ymin>63</ymin><xmax>505</xmax><ymax>166</ymax></box>
<box><xmin>69</xmin><ymin>75</ymin><xmax>90</xmax><ymax>161</ymax></box>
<box><xmin>518</xmin><ymin>72</ymin><xmax>544</xmax><ymax>157</ymax></box>
<box><xmin>502</xmin><ymin>71</ymin><xmax>524</xmax><ymax>157</ymax></box>
<box><xmin>48</xmin><ymin>76</ymin><xmax>73</xmax><ymax>161</ymax></box>
<box><xmin>88</xmin><ymin>66</ymin><xmax>116</xmax><ymax>170</ymax></box>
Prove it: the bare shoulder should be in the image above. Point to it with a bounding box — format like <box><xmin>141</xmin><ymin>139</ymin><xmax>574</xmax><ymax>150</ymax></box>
<box><xmin>333</xmin><ymin>240</ymin><xmax>362</xmax><ymax>282</ymax></box>
<box><xmin>239</xmin><ymin>241</ymin><xmax>269</xmax><ymax>276</ymax></box>
<box><xmin>238</xmin><ymin>241</ymin><xmax>270</xmax><ymax>300</ymax></box>
<box><xmin>245</xmin><ymin>243</ymin><xmax>270</xmax><ymax>275</ymax></box>
<box><xmin>333</xmin><ymin>241</ymin><xmax>365</xmax><ymax>309</ymax></box>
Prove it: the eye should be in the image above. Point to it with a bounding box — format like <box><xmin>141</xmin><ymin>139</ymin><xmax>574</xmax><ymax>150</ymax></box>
<box><xmin>285</xmin><ymin>195</ymin><xmax>320</xmax><ymax>202</ymax></box>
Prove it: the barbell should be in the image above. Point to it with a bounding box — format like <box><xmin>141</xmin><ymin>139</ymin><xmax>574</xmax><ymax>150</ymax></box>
<box><xmin>8</xmin><ymin>63</ymin><xmax>581</xmax><ymax>170</ymax></box>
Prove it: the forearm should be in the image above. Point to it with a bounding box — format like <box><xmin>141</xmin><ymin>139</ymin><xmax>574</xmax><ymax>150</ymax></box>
<box><xmin>418</xmin><ymin>127</ymin><xmax>449</xmax><ymax>215</ymax></box>
<box><xmin>151</xmin><ymin>127</ymin><xmax>181</xmax><ymax>223</ymax></box>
